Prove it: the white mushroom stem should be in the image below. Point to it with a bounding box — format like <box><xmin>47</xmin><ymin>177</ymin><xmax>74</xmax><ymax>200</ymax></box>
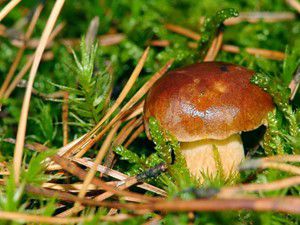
<box><xmin>180</xmin><ymin>134</ymin><xmax>244</xmax><ymax>180</ymax></box>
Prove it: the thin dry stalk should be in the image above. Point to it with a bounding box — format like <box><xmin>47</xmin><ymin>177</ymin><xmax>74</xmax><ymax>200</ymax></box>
<box><xmin>204</xmin><ymin>32</ymin><xmax>223</xmax><ymax>61</ymax></box>
<box><xmin>123</xmin><ymin>100</ymin><xmax>144</xmax><ymax>121</ymax></box>
<box><xmin>0</xmin><ymin>0</ymin><xmax>21</xmax><ymax>22</ymax></box>
<box><xmin>265</xmin><ymin>154</ymin><xmax>300</xmax><ymax>163</ymax></box>
<box><xmin>124</xmin><ymin>124</ymin><xmax>144</xmax><ymax>148</ymax></box>
<box><xmin>62</xmin><ymin>92</ymin><xmax>69</xmax><ymax>146</ymax></box>
<box><xmin>240</xmin><ymin>161</ymin><xmax>300</xmax><ymax>175</ymax></box>
<box><xmin>25</xmin><ymin>185</ymin><xmax>300</xmax><ymax>214</ymax></box>
<box><xmin>221</xmin><ymin>44</ymin><xmax>285</xmax><ymax>60</ymax></box>
<box><xmin>286</xmin><ymin>0</ymin><xmax>300</xmax><ymax>13</ymax></box>
<box><xmin>10</xmin><ymin>22</ymin><xmax>66</xmax><ymax>49</ymax></box>
<box><xmin>57</xmin><ymin>135</ymin><xmax>85</xmax><ymax>156</ymax></box>
<box><xmin>224</xmin><ymin>11</ymin><xmax>296</xmax><ymax>25</ymax></box>
<box><xmin>31</xmin><ymin>90</ymin><xmax>67</xmax><ymax>100</ymax></box>
<box><xmin>74</xmin><ymin>123</ymin><xmax>120</xmax><ymax>209</ymax></box>
<box><xmin>58</xmin><ymin>176</ymin><xmax>140</xmax><ymax>217</ymax></box>
<box><xmin>94</xmin><ymin>177</ymin><xmax>140</xmax><ymax>201</ymax></box>
<box><xmin>72</xmin><ymin>158</ymin><xmax>167</xmax><ymax>196</ymax></box>
<box><xmin>111</xmin><ymin>118</ymin><xmax>138</xmax><ymax>146</ymax></box>
<box><xmin>46</xmin><ymin>22</ymin><xmax>65</xmax><ymax>45</ymax></box>
<box><xmin>150</xmin><ymin>40</ymin><xmax>170</xmax><ymax>47</ymax></box>
<box><xmin>3</xmin><ymin>56</ymin><xmax>33</xmax><ymax>99</ymax></box>
<box><xmin>58</xmin><ymin>164</ymin><xmax>166</xmax><ymax>217</ymax></box>
<box><xmin>116</xmin><ymin>117</ymin><xmax>142</xmax><ymax>145</ymax></box>
<box><xmin>51</xmin><ymin>155</ymin><xmax>158</xmax><ymax>202</ymax></box>
<box><xmin>219</xmin><ymin>176</ymin><xmax>300</xmax><ymax>198</ymax></box>
<box><xmin>0</xmin><ymin>3</ymin><xmax>43</xmax><ymax>99</ymax></box>
<box><xmin>42</xmin><ymin>182</ymin><xmax>98</xmax><ymax>192</ymax></box>
<box><xmin>163</xmin><ymin>24</ymin><xmax>286</xmax><ymax>61</ymax></box>
<box><xmin>13</xmin><ymin>0</ymin><xmax>65</xmax><ymax>184</ymax></box>
<box><xmin>289</xmin><ymin>66</ymin><xmax>300</xmax><ymax>100</ymax></box>
<box><xmin>152</xmin><ymin>38</ymin><xmax>285</xmax><ymax>61</ymax></box>
<box><xmin>97</xmin><ymin>33</ymin><xmax>125</xmax><ymax>46</ymax></box>
<box><xmin>0</xmin><ymin>211</ymin><xmax>89</xmax><ymax>224</ymax></box>
<box><xmin>165</xmin><ymin>23</ymin><xmax>200</xmax><ymax>40</ymax></box>
<box><xmin>63</xmin><ymin>47</ymin><xmax>150</xmax><ymax>157</ymax></box>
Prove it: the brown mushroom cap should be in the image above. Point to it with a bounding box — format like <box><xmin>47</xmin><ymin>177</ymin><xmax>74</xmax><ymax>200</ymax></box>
<box><xmin>144</xmin><ymin>62</ymin><xmax>274</xmax><ymax>142</ymax></box>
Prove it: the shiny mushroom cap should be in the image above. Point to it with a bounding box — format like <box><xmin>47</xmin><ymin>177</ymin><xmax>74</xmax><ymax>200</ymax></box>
<box><xmin>144</xmin><ymin>62</ymin><xmax>274</xmax><ymax>142</ymax></box>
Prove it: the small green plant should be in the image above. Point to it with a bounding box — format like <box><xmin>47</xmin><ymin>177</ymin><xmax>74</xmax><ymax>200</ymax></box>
<box><xmin>56</xmin><ymin>40</ymin><xmax>112</xmax><ymax>131</ymax></box>
<box><xmin>251</xmin><ymin>50</ymin><xmax>299</xmax><ymax>155</ymax></box>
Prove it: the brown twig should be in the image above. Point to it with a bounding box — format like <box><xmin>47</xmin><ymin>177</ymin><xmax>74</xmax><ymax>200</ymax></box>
<box><xmin>221</xmin><ymin>44</ymin><xmax>285</xmax><ymax>60</ymax></box>
<box><xmin>13</xmin><ymin>0</ymin><xmax>65</xmax><ymax>184</ymax></box>
<box><xmin>0</xmin><ymin>211</ymin><xmax>89</xmax><ymax>224</ymax></box>
<box><xmin>240</xmin><ymin>160</ymin><xmax>300</xmax><ymax>175</ymax></box>
<box><xmin>2</xmin><ymin>56</ymin><xmax>34</xmax><ymax>99</ymax></box>
<box><xmin>151</xmin><ymin>38</ymin><xmax>286</xmax><ymax>61</ymax></box>
<box><xmin>149</xmin><ymin>40</ymin><xmax>170</xmax><ymax>47</ymax></box>
<box><xmin>62</xmin><ymin>33</ymin><xmax>125</xmax><ymax>47</ymax></box>
<box><xmin>18</xmin><ymin>33</ymin><xmax>125</xmax><ymax>50</ymax></box>
<box><xmin>4</xmin><ymin>138</ymin><xmax>164</xmax><ymax>200</ymax></box>
<box><xmin>224</xmin><ymin>11</ymin><xmax>296</xmax><ymax>25</ymax></box>
<box><xmin>41</xmin><ymin>182</ymin><xmax>99</xmax><ymax>192</ymax></box>
<box><xmin>219</xmin><ymin>176</ymin><xmax>300</xmax><ymax>198</ymax></box>
<box><xmin>261</xmin><ymin>154</ymin><xmax>300</xmax><ymax>163</ymax></box>
<box><xmin>163</xmin><ymin>22</ymin><xmax>285</xmax><ymax>61</ymax></box>
<box><xmin>165</xmin><ymin>23</ymin><xmax>200</xmax><ymax>41</ymax></box>
<box><xmin>25</xmin><ymin>185</ymin><xmax>300</xmax><ymax>214</ymax></box>
<box><xmin>72</xmin><ymin>157</ymin><xmax>167</xmax><ymax>196</ymax></box>
<box><xmin>10</xmin><ymin>22</ymin><xmax>66</xmax><ymax>49</ymax></box>
<box><xmin>123</xmin><ymin>100</ymin><xmax>144</xmax><ymax>121</ymax></box>
<box><xmin>51</xmin><ymin>155</ymin><xmax>158</xmax><ymax>202</ymax></box>
<box><xmin>55</xmin><ymin>164</ymin><xmax>166</xmax><ymax>217</ymax></box>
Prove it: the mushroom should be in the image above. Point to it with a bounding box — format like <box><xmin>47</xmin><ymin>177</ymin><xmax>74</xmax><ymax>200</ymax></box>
<box><xmin>144</xmin><ymin>62</ymin><xmax>274</xmax><ymax>179</ymax></box>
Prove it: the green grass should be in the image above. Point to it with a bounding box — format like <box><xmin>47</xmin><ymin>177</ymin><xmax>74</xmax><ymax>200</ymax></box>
<box><xmin>0</xmin><ymin>0</ymin><xmax>300</xmax><ymax>224</ymax></box>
